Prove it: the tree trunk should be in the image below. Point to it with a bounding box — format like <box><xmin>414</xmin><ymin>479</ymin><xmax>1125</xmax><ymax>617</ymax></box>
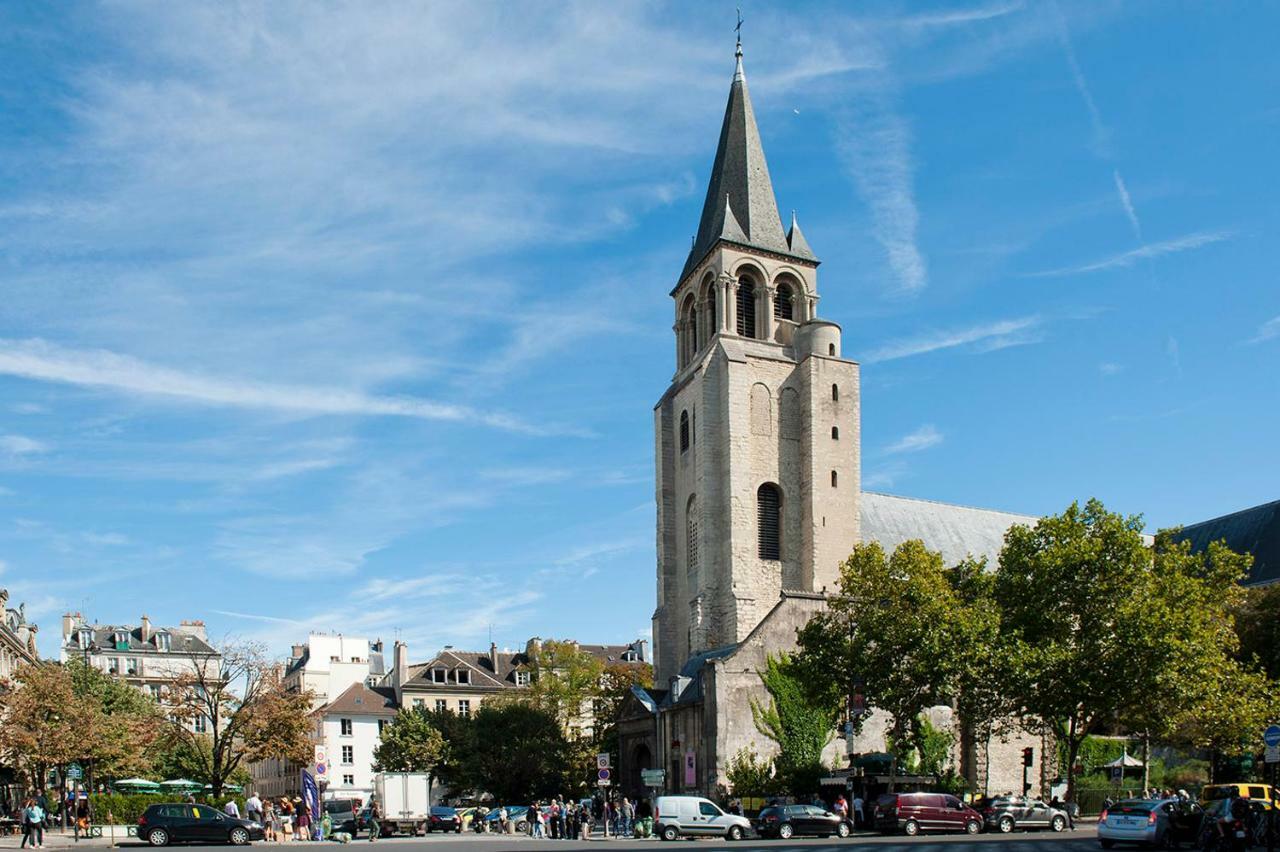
<box><xmin>1064</xmin><ymin>719</ymin><xmax>1082</xmax><ymax>807</ymax></box>
<box><xmin>1141</xmin><ymin>732</ymin><xmax>1150</xmax><ymax>792</ymax></box>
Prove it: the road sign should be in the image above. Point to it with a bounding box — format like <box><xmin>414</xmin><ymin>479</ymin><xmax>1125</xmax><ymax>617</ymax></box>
<box><xmin>597</xmin><ymin>779</ymin><xmax>611</xmax><ymax>787</ymax></box>
<box><xmin>597</xmin><ymin>753</ymin><xmax>610</xmax><ymax>770</ymax></box>
<box><xmin>1267</xmin><ymin>745</ymin><xmax>1280</xmax><ymax>764</ymax></box>
<box><xmin>1264</xmin><ymin>725</ymin><xmax>1280</xmax><ymax>748</ymax></box>
<box><xmin>641</xmin><ymin>769</ymin><xmax>665</xmax><ymax>786</ymax></box>
<box><xmin>598</xmin><ymin>768</ymin><xmax>611</xmax><ymax>781</ymax></box>
<box><xmin>67</xmin><ymin>764</ymin><xmax>83</xmax><ymax>781</ymax></box>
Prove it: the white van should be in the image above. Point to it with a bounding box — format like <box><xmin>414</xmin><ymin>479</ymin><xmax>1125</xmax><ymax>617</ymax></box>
<box><xmin>654</xmin><ymin>796</ymin><xmax>751</xmax><ymax>841</ymax></box>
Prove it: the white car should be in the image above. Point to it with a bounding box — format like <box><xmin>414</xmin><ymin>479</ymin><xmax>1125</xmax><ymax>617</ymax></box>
<box><xmin>654</xmin><ymin>796</ymin><xmax>750</xmax><ymax>841</ymax></box>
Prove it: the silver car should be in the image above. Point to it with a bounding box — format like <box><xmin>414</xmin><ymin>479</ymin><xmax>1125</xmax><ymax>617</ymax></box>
<box><xmin>1098</xmin><ymin>798</ymin><xmax>1189</xmax><ymax>848</ymax></box>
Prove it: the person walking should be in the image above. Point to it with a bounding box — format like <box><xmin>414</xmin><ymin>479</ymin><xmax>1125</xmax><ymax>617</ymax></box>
<box><xmin>246</xmin><ymin>792</ymin><xmax>263</xmax><ymax>825</ymax></box>
<box><xmin>852</xmin><ymin>793</ymin><xmax>864</xmax><ymax>830</ymax></box>
<box><xmin>295</xmin><ymin>799</ymin><xmax>310</xmax><ymax>842</ymax></box>
<box><xmin>367</xmin><ymin>801</ymin><xmax>381</xmax><ymax>843</ymax></box>
<box><xmin>23</xmin><ymin>798</ymin><xmax>45</xmax><ymax>849</ymax></box>
<box><xmin>621</xmin><ymin>798</ymin><xmax>634</xmax><ymax>837</ymax></box>
<box><xmin>224</xmin><ymin>799</ymin><xmax>241</xmax><ymax>819</ymax></box>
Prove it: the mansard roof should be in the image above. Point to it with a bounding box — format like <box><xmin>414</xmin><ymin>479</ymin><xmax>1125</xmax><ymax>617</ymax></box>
<box><xmin>1175</xmin><ymin>498</ymin><xmax>1280</xmax><ymax>586</ymax></box>
<box><xmin>319</xmin><ymin>681</ymin><xmax>399</xmax><ymax>717</ymax></box>
<box><xmin>680</xmin><ymin>45</ymin><xmax>814</xmax><ymax>284</ymax></box>
<box><xmin>64</xmin><ymin>620</ymin><xmax>218</xmax><ymax>656</ymax></box>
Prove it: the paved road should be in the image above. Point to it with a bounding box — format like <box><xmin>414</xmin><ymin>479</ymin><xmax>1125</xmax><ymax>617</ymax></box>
<box><xmin>1</xmin><ymin>828</ymin><xmax>1099</xmax><ymax>852</ymax></box>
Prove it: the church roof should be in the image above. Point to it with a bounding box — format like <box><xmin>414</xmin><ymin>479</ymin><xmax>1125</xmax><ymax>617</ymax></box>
<box><xmin>680</xmin><ymin>44</ymin><xmax>810</xmax><ymax>283</ymax></box>
<box><xmin>1174</xmin><ymin>499</ymin><xmax>1280</xmax><ymax>586</ymax></box>
<box><xmin>859</xmin><ymin>491</ymin><xmax>1039</xmax><ymax>569</ymax></box>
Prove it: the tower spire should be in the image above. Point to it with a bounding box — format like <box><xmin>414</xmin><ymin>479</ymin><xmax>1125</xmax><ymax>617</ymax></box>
<box><xmin>679</xmin><ymin>27</ymin><xmax>801</xmax><ymax>283</ymax></box>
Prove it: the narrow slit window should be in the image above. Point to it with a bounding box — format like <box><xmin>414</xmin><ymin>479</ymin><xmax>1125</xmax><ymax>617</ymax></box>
<box><xmin>757</xmin><ymin>483</ymin><xmax>781</xmax><ymax>560</ymax></box>
<box><xmin>832</xmin><ymin>384</ymin><xmax>839</xmax><ymax>401</ymax></box>
<box><xmin>679</xmin><ymin>410</ymin><xmax>690</xmax><ymax>453</ymax></box>
<box><xmin>831</xmin><ymin>470</ymin><xmax>838</xmax><ymax>488</ymax></box>
<box><xmin>828</xmin><ymin>343</ymin><xmax>836</xmax><ymax>356</ymax></box>
<box><xmin>831</xmin><ymin>426</ymin><xmax>839</xmax><ymax>440</ymax></box>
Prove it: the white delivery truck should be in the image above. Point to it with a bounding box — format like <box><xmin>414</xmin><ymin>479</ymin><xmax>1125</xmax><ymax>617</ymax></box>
<box><xmin>372</xmin><ymin>772</ymin><xmax>432</xmax><ymax>836</ymax></box>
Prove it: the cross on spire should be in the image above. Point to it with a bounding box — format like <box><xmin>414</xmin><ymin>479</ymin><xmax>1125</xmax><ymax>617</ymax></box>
<box><xmin>735</xmin><ymin>7</ymin><xmax>744</xmax><ymax>55</ymax></box>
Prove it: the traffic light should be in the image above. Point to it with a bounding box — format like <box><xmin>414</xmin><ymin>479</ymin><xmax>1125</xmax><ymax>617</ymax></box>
<box><xmin>1022</xmin><ymin>747</ymin><xmax>1034</xmax><ymax>767</ymax></box>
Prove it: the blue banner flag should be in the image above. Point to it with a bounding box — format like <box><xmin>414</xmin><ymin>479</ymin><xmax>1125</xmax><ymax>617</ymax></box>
<box><xmin>301</xmin><ymin>769</ymin><xmax>320</xmax><ymax>838</ymax></box>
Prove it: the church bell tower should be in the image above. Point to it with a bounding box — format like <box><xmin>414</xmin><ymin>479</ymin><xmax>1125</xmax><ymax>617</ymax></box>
<box><xmin>652</xmin><ymin>41</ymin><xmax>861</xmax><ymax>683</ymax></box>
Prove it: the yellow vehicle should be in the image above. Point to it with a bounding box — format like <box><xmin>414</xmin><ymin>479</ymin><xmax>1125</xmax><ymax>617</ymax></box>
<box><xmin>1200</xmin><ymin>784</ymin><xmax>1275</xmax><ymax>810</ymax></box>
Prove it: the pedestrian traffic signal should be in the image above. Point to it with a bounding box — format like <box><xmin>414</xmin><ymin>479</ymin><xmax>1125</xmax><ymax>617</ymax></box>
<box><xmin>1022</xmin><ymin>747</ymin><xmax>1034</xmax><ymax>767</ymax></box>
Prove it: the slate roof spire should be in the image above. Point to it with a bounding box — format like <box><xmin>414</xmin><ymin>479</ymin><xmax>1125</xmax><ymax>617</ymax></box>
<box><xmin>680</xmin><ymin>38</ymin><xmax>800</xmax><ymax>282</ymax></box>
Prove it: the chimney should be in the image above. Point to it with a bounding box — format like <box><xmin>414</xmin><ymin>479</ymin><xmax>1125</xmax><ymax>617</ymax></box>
<box><xmin>489</xmin><ymin>642</ymin><xmax>498</xmax><ymax>672</ymax></box>
<box><xmin>140</xmin><ymin>614</ymin><xmax>152</xmax><ymax>644</ymax></box>
<box><xmin>61</xmin><ymin>612</ymin><xmax>75</xmax><ymax>641</ymax></box>
<box><xmin>637</xmin><ymin>639</ymin><xmax>649</xmax><ymax>663</ymax></box>
<box><xmin>179</xmin><ymin>619</ymin><xmax>207</xmax><ymax>641</ymax></box>
<box><xmin>291</xmin><ymin>644</ymin><xmax>306</xmax><ymax>660</ymax></box>
<box><xmin>393</xmin><ymin>641</ymin><xmax>409</xmax><ymax>696</ymax></box>
<box><xmin>525</xmin><ymin>636</ymin><xmax>542</xmax><ymax>658</ymax></box>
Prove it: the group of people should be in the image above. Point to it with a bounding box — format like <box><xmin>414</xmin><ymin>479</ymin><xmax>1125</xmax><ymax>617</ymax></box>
<box><xmin>827</xmin><ymin>794</ymin><xmax>867</xmax><ymax>828</ymax></box>
<box><xmin>16</xmin><ymin>799</ymin><xmax>46</xmax><ymax>849</ymax></box>
<box><xmin>223</xmin><ymin>792</ymin><xmax>321</xmax><ymax>842</ymax></box>
<box><xmin>521</xmin><ymin>797</ymin><xmax>644</xmax><ymax>839</ymax></box>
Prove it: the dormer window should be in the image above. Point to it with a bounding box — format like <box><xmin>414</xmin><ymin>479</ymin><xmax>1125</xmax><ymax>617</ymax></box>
<box><xmin>113</xmin><ymin>631</ymin><xmax>128</xmax><ymax>650</ymax></box>
<box><xmin>456</xmin><ymin>669</ymin><xmax>470</xmax><ymax>685</ymax></box>
<box><xmin>622</xmin><ymin>650</ymin><xmax>637</xmax><ymax>662</ymax></box>
<box><xmin>156</xmin><ymin>632</ymin><xmax>171</xmax><ymax>651</ymax></box>
<box><xmin>431</xmin><ymin>668</ymin><xmax>446</xmax><ymax>684</ymax></box>
<box><xmin>515</xmin><ymin>671</ymin><xmax>531</xmax><ymax>687</ymax></box>
<box><xmin>78</xmin><ymin>629</ymin><xmax>92</xmax><ymax>648</ymax></box>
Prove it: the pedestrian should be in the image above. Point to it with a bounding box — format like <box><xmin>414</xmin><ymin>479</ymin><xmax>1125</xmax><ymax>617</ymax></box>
<box><xmin>832</xmin><ymin>794</ymin><xmax>847</xmax><ymax>826</ymax></box>
<box><xmin>621</xmin><ymin>797</ymin><xmax>634</xmax><ymax>837</ymax></box>
<box><xmin>549</xmin><ymin>800</ymin><xmax>560</xmax><ymax>839</ymax></box>
<box><xmin>225</xmin><ymin>799</ymin><xmax>241</xmax><ymax>819</ymax></box>
<box><xmin>263</xmin><ymin>803</ymin><xmax>277</xmax><ymax>842</ymax></box>
<box><xmin>23</xmin><ymin>798</ymin><xmax>45</xmax><ymax>849</ymax></box>
<box><xmin>295</xmin><ymin>799</ymin><xmax>310</xmax><ymax>842</ymax></box>
<box><xmin>579</xmin><ymin>803</ymin><xmax>592</xmax><ymax>840</ymax></box>
<box><xmin>246</xmin><ymin>792</ymin><xmax>263</xmax><ymax>825</ymax></box>
<box><xmin>367</xmin><ymin>801</ymin><xmax>381</xmax><ymax>843</ymax></box>
<box><xmin>498</xmin><ymin>806</ymin><xmax>508</xmax><ymax>835</ymax></box>
<box><xmin>532</xmin><ymin>802</ymin><xmax>545</xmax><ymax>838</ymax></box>
<box><xmin>852</xmin><ymin>793</ymin><xmax>864</xmax><ymax>829</ymax></box>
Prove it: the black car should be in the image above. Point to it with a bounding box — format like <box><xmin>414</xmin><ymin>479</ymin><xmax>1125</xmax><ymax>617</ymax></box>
<box><xmin>756</xmin><ymin>805</ymin><xmax>851</xmax><ymax>839</ymax></box>
<box><xmin>426</xmin><ymin>807</ymin><xmax>462</xmax><ymax>833</ymax></box>
<box><xmin>138</xmin><ymin>803</ymin><xmax>265</xmax><ymax>846</ymax></box>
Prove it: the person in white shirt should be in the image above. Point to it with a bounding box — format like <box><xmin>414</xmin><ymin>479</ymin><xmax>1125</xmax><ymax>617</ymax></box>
<box><xmin>245</xmin><ymin>793</ymin><xmax>263</xmax><ymax>824</ymax></box>
<box><xmin>224</xmin><ymin>800</ymin><xmax>240</xmax><ymax>819</ymax></box>
<box><xmin>852</xmin><ymin>795</ymin><xmax>864</xmax><ymax>829</ymax></box>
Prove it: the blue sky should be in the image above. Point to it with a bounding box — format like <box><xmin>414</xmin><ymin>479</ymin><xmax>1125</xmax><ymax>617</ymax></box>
<box><xmin>1</xmin><ymin>1</ymin><xmax>1276</xmax><ymax>660</ymax></box>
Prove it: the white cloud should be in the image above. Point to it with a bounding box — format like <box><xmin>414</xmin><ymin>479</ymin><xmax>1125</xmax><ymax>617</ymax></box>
<box><xmin>0</xmin><ymin>435</ymin><xmax>49</xmax><ymax>456</ymax></box>
<box><xmin>885</xmin><ymin>424</ymin><xmax>944</xmax><ymax>455</ymax></box>
<box><xmin>865</xmin><ymin>316</ymin><xmax>1042</xmax><ymax>363</ymax></box>
<box><xmin>1112</xmin><ymin>170</ymin><xmax>1142</xmax><ymax>241</ymax></box>
<box><xmin>0</xmin><ymin>338</ymin><xmax>554</xmax><ymax>435</ymax></box>
<box><xmin>1099</xmin><ymin>362</ymin><xmax>1123</xmax><ymax>376</ymax></box>
<box><xmin>1050</xmin><ymin>0</ymin><xmax>1109</xmax><ymax>155</ymax></box>
<box><xmin>836</xmin><ymin>91</ymin><xmax>927</xmax><ymax>295</ymax></box>
<box><xmin>1248</xmin><ymin>315</ymin><xmax>1280</xmax><ymax>345</ymax></box>
<box><xmin>1028</xmin><ymin>231</ymin><xmax>1232</xmax><ymax>277</ymax></box>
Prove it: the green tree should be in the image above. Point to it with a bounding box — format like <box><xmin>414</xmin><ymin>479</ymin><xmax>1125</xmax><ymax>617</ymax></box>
<box><xmin>373</xmin><ymin>708</ymin><xmax>446</xmax><ymax>773</ymax></box>
<box><xmin>456</xmin><ymin>703</ymin><xmax>570</xmax><ymax>802</ymax></box>
<box><xmin>750</xmin><ymin>653</ymin><xmax>835</xmax><ymax>796</ymax></box>
<box><xmin>523</xmin><ymin>640</ymin><xmax>604</xmax><ymax>733</ymax></box>
<box><xmin>0</xmin><ymin>662</ymin><xmax>95</xmax><ymax>791</ymax></box>
<box><xmin>725</xmin><ymin>747</ymin><xmax>777</xmax><ymax>798</ymax></box>
<box><xmin>796</xmin><ymin>540</ymin><xmax>995</xmax><ymax>776</ymax></box>
<box><xmin>593</xmin><ymin>661</ymin><xmax>653</xmax><ymax>758</ymax></box>
<box><xmin>1232</xmin><ymin>582</ymin><xmax>1280</xmax><ymax>680</ymax></box>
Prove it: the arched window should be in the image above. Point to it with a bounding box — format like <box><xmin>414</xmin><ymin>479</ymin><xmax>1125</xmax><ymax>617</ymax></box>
<box><xmin>736</xmin><ymin>277</ymin><xmax>757</xmax><ymax>338</ymax></box>
<box><xmin>774</xmin><ymin>282</ymin><xmax>794</xmax><ymax>321</ymax></box>
<box><xmin>679</xmin><ymin>410</ymin><xmax>690</xmax><ymax>453</ymax></box>
<box><xmin>832</xmin><ymin>384</ymin><xmax>839</xmax><ymax>402</ymax></box>
<box><xmin>686</xmin><ymin>495</ymin><xmax>699</xmax><ymax>579</ymax></box>
<box><xmin>831</xmin><ymin>470</ymin><xmax>838</xmax><ymax>488</ymax></box>
<box><xmin>831</xmin><ymin>426</ymin><xmax>839</xmax><ymax>440</ymax></box>
<box><xmin>757</xmin><ymin>483</ymin><xmax>781</xmax><ymax>560</ymax></box>
<box><xmin>828</xmin><ymin>343</ymin><xmax>836</xmax><ymax>356</ymax></box>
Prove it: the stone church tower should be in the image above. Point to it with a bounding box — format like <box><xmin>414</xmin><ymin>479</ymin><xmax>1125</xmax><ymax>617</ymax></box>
<box><xmin>653</xmin><ymin>42</ymin><xmax>860</xmax><ymax>684</ymax></box>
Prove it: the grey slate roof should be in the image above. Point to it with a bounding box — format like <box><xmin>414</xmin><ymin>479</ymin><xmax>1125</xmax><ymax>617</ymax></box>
<box><xmin>859</xmin><ymin>491</ymin><xmax>1038</xmax><ymax>569</ymax></box>
<box><xmin>786</xmin><ymin>212</ymin><xmax>816</xmax><ymax>261</ymax></box>
<box><xmin>1174</xmin><ymin>499</ymin><xmax>1280</xmax><ymax>586</ymax></box>
<box><xmin>66</xmin><ymin>622</ymin><xmax>218</xmax><ymax>656</ymax></box>
<box><xmin>680</xmin><ymin>47</ymin><xmax>811</xmax><ymax>283</ymax></box>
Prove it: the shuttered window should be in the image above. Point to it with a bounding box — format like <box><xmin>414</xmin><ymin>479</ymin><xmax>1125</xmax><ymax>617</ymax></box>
<box><xmin>736</xmin><ymin>280</ymin><xmax>756</xmax><ymax>338</ymax></box>
<box><xmin>775</xmin><ymin>283</ymin><xmax>794</xmax><ymax>320</ymax></box>
<box><xmin>757</xmin><ymin>483</ymin><xmax>781</xmax><ymax>560</ymax></box>
<box><xmin>686</xmin><ymin>496</ymin><xmax>699</xmax><ymax>581</ymax></box>
<box><xmin>679</xmin><ymin>410</ymin><xmax>690</xmax><ymax>453</ymax></box>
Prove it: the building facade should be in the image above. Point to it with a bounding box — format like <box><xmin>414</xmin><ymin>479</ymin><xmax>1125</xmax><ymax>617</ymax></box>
<box><xmin>58</xmin><ymin>613</ymin><xmax>221</xmax><ymax>728</ymax></box>
<box><xmin>619</xmin><ymin>41</ymin><xmax>1045</xmax><ymax>801</ymax></box>
<box><xmin>0</xmin><ymin>589</ymin><xmax>38</xmax><ymax>684</ymax></box>
<box><xmin>253</xmin><ymin>633</ymin><xmax>388</xmax><ymax>799</ymax></box>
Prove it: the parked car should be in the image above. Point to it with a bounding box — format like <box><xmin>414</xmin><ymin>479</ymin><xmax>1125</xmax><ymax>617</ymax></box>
<box><xmin>654</xmin><ymin>795</ymin><xmax>751</xmax><ymax>840</ymax></box>
<box><xmin>755</xmin><ymin>804</ymin><xmax>850</xmax><ymax>839</ymax></box>
<box><xmin>1202</xmin><ymin>784</ymin><xmax>1275</xmax><ymax>810</ymax></box>
<box><xmin>426</xmin><ymin>806</ymin><xmax>462</xmax><ymax>833</ymax></box>
<box><xmin>873</xmin><ymin>792</ymin><xmax>982</xmax><ymax>836</ymax></box>
<box><xmin>138</xmin><ymin>803</ymin><xmax>266</xmax><ymax>847</ymax></box>
<box><xmin>1098</xmin><ymin>798</ymin><xmax>1201</xmax><ymax>849</ymax></box>
<box><xmin>982</xmin><ymin>796</ymin><xmax>1068</xmax><ymax>833</ymax></box>
<box><xmin>483</xmin><ymin>806</ymin><xmax>530</xmax><ymax>833</ymax></box>
<box><xmin>324</xmin><ymin>800</ymin><xmax>362</xmax><ymax>837</ymax></box>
